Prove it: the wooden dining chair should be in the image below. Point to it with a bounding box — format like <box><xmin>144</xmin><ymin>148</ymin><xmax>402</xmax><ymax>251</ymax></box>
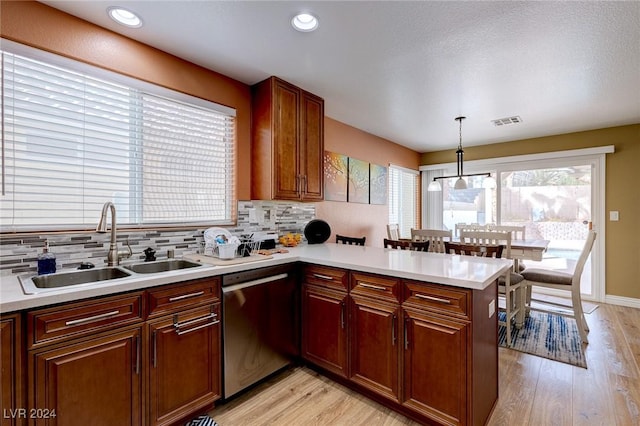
<box><xmin>336</xmin><ymin>234</ymin><xmax>366</xmax><ymax>246</ymax></box>
<box><xmin>383</xmin><ymin>239</ymin><xmax>429</xmax><ymax>252</ymax></box>
<box><xmin>410</xmin><ymin>229</ymin><xmax>452</xmax><ymax>253</ymax></box>
<box><xmin>444</xmin><ymin>242</ymin><xmax>504</xmax><ymax>258</ymax></box>
<box><xmin>521</xmin><ymin>230</ymin><xmax>596</xmax><ymax>344</ymax></box>
<box><xmin>386</xmin><ymin>224</ymin><xmax>400</xmax><ymax>240</ymax></box>
<box><xmin>458</xmin><ymin>230</ymin><xmax>525</xmax><ymax>347</ymax></box>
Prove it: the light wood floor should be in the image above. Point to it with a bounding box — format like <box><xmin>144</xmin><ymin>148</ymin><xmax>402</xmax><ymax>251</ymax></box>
<box><xmin>208</xmin><ymin>303</ymin><xmax>640</xmax><ymax>425</ymax></box>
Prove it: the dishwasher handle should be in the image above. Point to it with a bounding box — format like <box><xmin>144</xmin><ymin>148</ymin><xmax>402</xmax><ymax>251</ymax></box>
<box><xmin>222</xmin><ymin>273</ymin><xmax>289</xmax><ymax>293</ymax></box>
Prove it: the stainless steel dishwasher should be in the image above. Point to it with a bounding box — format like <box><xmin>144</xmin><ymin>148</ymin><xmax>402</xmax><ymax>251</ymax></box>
<box><xmin>222</xmin><ymin>264</ymin><xmax>298</xmax><ymax>399</ymax></box>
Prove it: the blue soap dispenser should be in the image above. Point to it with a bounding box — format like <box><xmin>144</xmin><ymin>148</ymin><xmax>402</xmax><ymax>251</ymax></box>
<box><xmin>37</xmin><ymin>240</ymin><xmax>57</xmax><ymax>275</ymax></box>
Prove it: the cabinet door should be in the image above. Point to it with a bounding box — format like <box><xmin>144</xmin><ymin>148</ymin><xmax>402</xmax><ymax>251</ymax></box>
<box><xmin>273</xmin><ymin>79</ymin><xmax>301</xmax><ymax>200</ymax></box>
<box><xmin>301</xmin><ymin>284</ymin><xmax>348</xmax><ymax>378</ymax></box>
<box><xmin>1</xmin><ymin>315</ymin><xmax>23</xmax><ymax>426</ymax></box>
<box><xmin>350</xmin><ymin>295</ymin><xmax>400</xmax><ymax>403</ymax></box>
<box><xmin>148</xmin><ymin>304</ymin><xmax>221</xmax><ymax>426</ymax></box>
<box><xmin>29</xmin><ymin>327</ymin><xmax>142</xmax><ymax>426</ymax></box>
<box><xmin>299</xmin><ymin>91</ymin><xmax>324</xmax><ymax>201</ymax></box>
<box><xmin>403</xmin><ymin>309</ymin><xmax>469</xmax><ymax>426</ymax></box>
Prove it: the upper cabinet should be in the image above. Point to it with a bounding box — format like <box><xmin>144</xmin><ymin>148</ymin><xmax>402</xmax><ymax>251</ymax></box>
<box><xmin>251</xmin><ymin>77</ymin><xmax>324</xmax><ymax>201</ymax></box>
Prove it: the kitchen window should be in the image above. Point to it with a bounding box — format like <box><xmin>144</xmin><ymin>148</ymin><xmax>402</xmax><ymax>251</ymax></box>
<box><xmin>388</xmin><ymin>165</ymin><xmax>419</xmax><ymax>238</ymax></box>
<box><xmin>0</xmin><ymin>40</ymin><xmax>236</xmax><ymax>232</ymax></box>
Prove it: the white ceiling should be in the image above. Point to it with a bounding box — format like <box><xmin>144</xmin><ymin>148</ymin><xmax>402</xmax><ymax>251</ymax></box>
<box><xmin>39</xmin><ymin>1</ymin><xmax>640</xmax><ymax>153</ymax></box>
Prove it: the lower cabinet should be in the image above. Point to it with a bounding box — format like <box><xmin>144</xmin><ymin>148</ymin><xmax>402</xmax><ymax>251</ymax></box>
<box><xmin>402</xmin><ymin>307</ymin><xmax>469</xmax><ymax>426</ymax></box>
<box><xmin>303</xmin><ymin>268</ymin><xmax>495</xmax><ymax>426</ymax></box>
<box><xmin>29</xmin><ymin>327</ymin><xmax>143</xmax><ymax>426</ymax></box>
<box><xmin>1</xmin><ymin>314</ymin><xmax>24</xmax><ymax>426</ymax></box>
<box><xmin>301</xmin><ymin>283</ymin><xmax>348</xmax><ymax>378</ymax></box>
<box><xmin>23</xmin><ymin>278</ymin><xmax>222</xmax><ymax>426</ymax></box>
<box><xmin>349</xmin><ymin>294</ymin><xmax>400</xmax><ymax>403</ymax></box>
<box><xmin>147</xmin><ymin>303</ymin><xmax>221</xmax><ymax>426</ymax></box>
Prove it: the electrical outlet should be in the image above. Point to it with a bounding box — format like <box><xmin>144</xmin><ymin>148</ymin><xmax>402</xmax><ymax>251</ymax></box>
<box><xmin>488</xmin><ymin>299</ymin><xmax>496</xmax><ymax>318</ymax></box>
<box><xmin>610</xmin><ymin>211</ymin><xmax>619</xmax><ymax>221</ymax></box>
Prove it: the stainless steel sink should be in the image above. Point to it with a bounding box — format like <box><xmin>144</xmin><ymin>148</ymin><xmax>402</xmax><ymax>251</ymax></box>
<box><xmin>123</xmin><ymin>259</ymin><xmax>202</xmax><ymax>274</ymax></box>
<box><xmin>20</xmin><ymin>267</ymin><xmax>132</xmax><ymax>294</ymax></box>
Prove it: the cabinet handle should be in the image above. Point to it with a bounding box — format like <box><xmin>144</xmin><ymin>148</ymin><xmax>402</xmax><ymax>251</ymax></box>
<box><xmin>359</xmin><ymin>282</ymin><xmax>387</xmax><ymax>291</ymax></box>
<box><xmin>415</xmin><ymin>294</ymin><xmax>451</xmax><ymax>304</ymax></box>
<box><xmin>302</xmin><ymin>175</ymin><xmax>308</xmax><ymax>195</ymax></box>
<box><xmin>152</xmin><ymin>330</ymin><xmax>157</xmax><ymax>368</ymax></box>
<box><xmin>340</xmin><ymin>301</ymin><xmax>345</xmax><ymax>329</ymax></box>
<box><xmin>173</xmin><ymin>312</ymin><xmax>218</xmax><ymax>329</ymax></box>
<box><xmin>392</xmin><ymin>314</ymin><xmax>397</xmax><ymax>346</ymax></box>
<box><xmin>313</xmin><ymin>273</ymin><xmax>334</xmax><ymax>281</ymax></box>
<box><xmin>135</xmin><ymin>334</ymin><xmax>140</xmax><ymax>375</ymax></box>
<box><xmin>169</xmin><ymin>291</ymin><xmax>205</xmax><ymax>302</ymax></box>
<box><xmin>404</xmin><ymin>316</ymin><xmax>409</xmax><ymax>350</ymax></box>
<box><xmin>296</xmin><ymin>175</ymin><xmax>302</xmax><ymax>198</ymax></box>
<box><xmin>65</xmin><ymin>310</ymin><xmax>120</xmax><ymax>326</ymax></box>
<box><xmin>175</xmin><ymin>319</ymin><xmax>220</xmax><ymax>336</ymax></box>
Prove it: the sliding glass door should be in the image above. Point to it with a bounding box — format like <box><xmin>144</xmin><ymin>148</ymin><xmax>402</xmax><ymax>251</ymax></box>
<box><xmin>498</xmin><ymin>163</ymin><xmax>593</xmax><ymax>296</ymax></box>
<box><xmin>423</xmin><ymin>149</ymin><xmax>608</xmax><ymax>302</ymax></box>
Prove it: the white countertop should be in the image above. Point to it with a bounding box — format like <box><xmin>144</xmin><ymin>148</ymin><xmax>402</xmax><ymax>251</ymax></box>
<box><xmin>0</xmin><ymin>243</ymin><xmax>512</xmax><ymax>313</ymax></box>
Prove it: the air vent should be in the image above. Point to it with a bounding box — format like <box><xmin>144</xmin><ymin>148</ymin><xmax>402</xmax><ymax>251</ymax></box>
<box><xmin>492</xmin><ymin>116</ymin><xmax>522</xmax><ymax>126</ymax></box>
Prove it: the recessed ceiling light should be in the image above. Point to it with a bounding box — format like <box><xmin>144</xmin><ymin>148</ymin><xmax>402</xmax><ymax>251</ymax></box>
<box><xmin>291</xmin><ymin>13</ymin><xmax>319</xmax><ymax>32</ymax></box>
<box><xmin>107</xmin><ymin>6</ymin><xmax>143</xmax><ymax>28</ymax></box>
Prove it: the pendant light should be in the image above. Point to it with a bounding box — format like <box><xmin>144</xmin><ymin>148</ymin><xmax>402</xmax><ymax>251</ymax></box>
<box><xmin>427</xmin><ymin>116</ymin><xmax>495</xmax><ymax>191</ymax></box>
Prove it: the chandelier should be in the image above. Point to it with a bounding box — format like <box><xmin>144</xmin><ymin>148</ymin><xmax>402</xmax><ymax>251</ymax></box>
<box><xmin>427</xmin><ymin>116</ymin><xmax>496</xmax><ymax>191</ymax></box>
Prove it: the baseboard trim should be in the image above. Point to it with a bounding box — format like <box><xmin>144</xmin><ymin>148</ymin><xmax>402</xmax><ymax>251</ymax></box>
<box><xmin>604</xmin><ymin>295</ymin><xmax>640</xmax><ymax>309</ymax></box>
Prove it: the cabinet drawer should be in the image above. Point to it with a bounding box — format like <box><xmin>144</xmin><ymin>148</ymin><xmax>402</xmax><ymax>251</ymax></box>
<box><xmin>27</xmin><ymin>292</ymin><xmax>144</xmax><ymax>349</ymax></box>
<box><xmin>303</xmin><ymin>265</ymin><xmax>348</xmax><ymax>291</ymax></box>
<box><xmin>403</xmin><ymin>281</ymin><xmax>470</xmax><ymax>320</ymax></box>
<box><xmin>148</xmin><ymin>278</ymin><xmax>220</xmax><ymax>318</ymax></box>
<box><xmin>351</xmin><ymin>272</ymin><xmax>400</xmax><ymax>302</ymax></box>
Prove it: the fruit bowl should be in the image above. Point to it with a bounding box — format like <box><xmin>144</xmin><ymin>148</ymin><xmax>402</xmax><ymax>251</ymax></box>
<box><xmin>279</xmin><ymin>233</ymin><xmax>302</xmax><ymax>247</ymax></box>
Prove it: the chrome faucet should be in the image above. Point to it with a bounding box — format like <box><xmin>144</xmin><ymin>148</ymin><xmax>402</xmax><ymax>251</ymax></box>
<box><xmin>96</xmin><ymin>202</ymin><xmax>132</xmax><ymax>266</ymax></box>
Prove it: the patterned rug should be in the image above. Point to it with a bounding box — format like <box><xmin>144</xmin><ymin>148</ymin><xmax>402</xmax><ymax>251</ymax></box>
<box><xmin>498</xmin><ymin>310</ymin><xmax>587</xmax><ymax>368</ymax></box>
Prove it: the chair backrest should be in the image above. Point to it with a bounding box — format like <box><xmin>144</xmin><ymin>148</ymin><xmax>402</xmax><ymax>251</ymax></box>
<box><xmin>487</xmin><ymin>225</ymin><xmax>526</xmax><ymax>240</ymax></box>
<box><xmin>387</xmin><ymin>224</ymin><xmax>400</xmax><ymax>240</ymax></box>
<box><xmin>383</xmin><ymin>239</ymin><xmax>430</xmax><ymax>252</ymax></box>
<box><xmin>411</xmin><ymin>229</ymin><xmax>452</xmax><ymax>253</ymax></box>
<box><xmin>444</xmin><ymin>241</ymin><xmax>504</xmax><ymax>258</ymax></box>
<box><xmin>454</xmin><ymin>223</ymin><xmax>486</xmax><ymax>237</ymax></box>
<box><xmin>336</xmin><ymin>234</ymin><xmax>366</xmax><ymax>246</ymax></box>
<box><xmin>460</xmin><ymin>230</ymin><xmax>512</xmax><ymax>259</ymax></box>
<box><xmin>571</xmin><ymin>230</ymin><xmax>597</xmax><ymax>285</ymax></box>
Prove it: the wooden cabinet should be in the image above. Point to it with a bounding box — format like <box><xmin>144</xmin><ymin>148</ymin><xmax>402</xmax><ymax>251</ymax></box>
<box><xmin>147</xmin><ymin>304</ymin><xmax>221</xmax><ymax>426</ymax></box>
<box><xmin>301</xmin><ymin>266</ymin><xmax>498</xmax><ymax>426</ymax></box>
<box><xmin>401</xmin><ymin>279</ymin><xmax>498</xmax><ymax>426</ymax></box>
<box><xmin>251</xmin><ymin>76</ymin><xmax>324</xmax><ymax>201</ymax></box>
<box><xmin>402</xmin><ymin>307</ymin><xmax>468</xmax><ymax>426</ymax></box>
<box><xmin>1</xmin><ymin>314</ymin><xmax>24</xmax><ymax>426</ymax></box>
<box><xmin>146</xmin><ymin>278</ymin><xmax>221</xmax><ymax>426</ymax></box>
<box><xmin>301</xmin><ymin>265</ymin><xmax>348</xmax><ymax>377</ymax></box>
<box><xmin>26</xmin><ymin>293</ymin><xmax>145</xmax><ymax>426</ymax></box>
<box><xmin>30</xmin><ymin>327</ymin><xmax>143</xmax><ymax>426</ymax></box>
<box><xmin>349</xmin><ymin>273</ymin><xmax>401</xmax><ymax>403</ymax></box>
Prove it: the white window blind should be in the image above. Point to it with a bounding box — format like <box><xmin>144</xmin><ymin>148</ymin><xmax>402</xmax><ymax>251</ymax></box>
<box><xmin>388</xmin><ymin>165</ymin><xmax>419</xmax><ymax>239</ymax></box>
<box><xmin>1</xmin><ymin>42</ymin><xmax>236</xmax><ymax>232</ymax></box>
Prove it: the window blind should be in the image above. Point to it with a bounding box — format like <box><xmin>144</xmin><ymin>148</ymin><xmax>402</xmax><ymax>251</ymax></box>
<box><xmin>388</xmin><ymin>165</ymin><xmax>419</xmax><ymax>239</ymax></box>
<box><xmin>1</xmin><ymin>42</ymin><xmax>236</xmax><ymax>232</ymax></box>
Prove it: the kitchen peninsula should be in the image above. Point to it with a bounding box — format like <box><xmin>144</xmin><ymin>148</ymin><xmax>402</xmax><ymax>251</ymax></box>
<box><xmin>1</xmin><ymin>244</ymin><xmax>511</xmax><ymax>426</ymax></box>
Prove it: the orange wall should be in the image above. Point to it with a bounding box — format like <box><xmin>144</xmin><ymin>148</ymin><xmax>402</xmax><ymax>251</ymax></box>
<box><xmin>317</xmin><ymin>118</ymin><xmax>421</xmax><ymax>247</ymax></box>
<box><xmin>422</xmin><ymin>125</ymin><xmax>640</xmax><ymax>300</ymax></box>
<box><xmin>1</xmin><ymin>0</ymin><xmax>253</xmax><ymax>199</ymax></box>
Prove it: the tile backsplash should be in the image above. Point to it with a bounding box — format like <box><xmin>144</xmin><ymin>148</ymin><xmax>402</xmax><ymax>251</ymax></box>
<box><xmin>0</xmin><ymin>201</ymin><xmax>315</xmax><ymax>277</ymax></box>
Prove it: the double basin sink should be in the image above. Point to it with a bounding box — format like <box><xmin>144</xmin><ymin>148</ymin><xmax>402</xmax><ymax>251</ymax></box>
<box><xmin>19</xmin><ymin>259</ymin><xmax>203</xmax><ymax>295</ymax></box>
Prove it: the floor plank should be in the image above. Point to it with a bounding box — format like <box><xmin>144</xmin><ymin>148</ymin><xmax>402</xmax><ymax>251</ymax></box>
<box><xmin>207</xmin><ymin>303</ymin><xmax>640</xmax><ymax>426</ymax></box>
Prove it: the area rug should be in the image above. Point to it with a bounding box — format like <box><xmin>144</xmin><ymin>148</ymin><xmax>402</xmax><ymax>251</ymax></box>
<box><xmin>184</xmin><ymin>415</ymin><xmax>218</xmax><ymax>426</ymax></box>
<box><xmin>498</xmin><ymin>311</ymin><xmax>587</xmax><ymax>368</ymax></box>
